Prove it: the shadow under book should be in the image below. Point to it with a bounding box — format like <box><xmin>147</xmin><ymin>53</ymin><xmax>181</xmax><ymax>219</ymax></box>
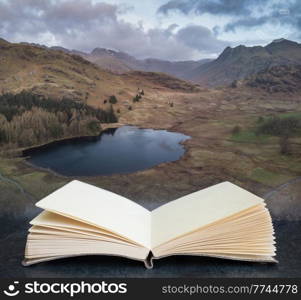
<box><xmin>23</xmin><ymin>180</ymin><xmax>277</xmax><ymax>268</ymax></box>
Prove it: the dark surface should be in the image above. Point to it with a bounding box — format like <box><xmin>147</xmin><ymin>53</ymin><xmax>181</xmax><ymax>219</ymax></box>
<box><xmin>25</xmin><ymin>126</ymin><xmax>189</xmax><ymax>176</ymax></box>
<box><xmin>1</xmin><ymin>214</ymin><xmax>300</xmax><ymax>278</ymax></box>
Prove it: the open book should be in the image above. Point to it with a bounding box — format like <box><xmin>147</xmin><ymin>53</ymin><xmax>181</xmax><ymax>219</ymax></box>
<box><xmin>23</xmin><ymin>180</ymin><xmax>276</xmax><ymax>268</ymax></box>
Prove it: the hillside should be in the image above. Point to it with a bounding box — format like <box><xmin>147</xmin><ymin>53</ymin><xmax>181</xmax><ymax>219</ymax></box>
<box><xmin>245</xmin><ymin>64</ymin><xmax>301</xmax><ymax>93</ymax></box>
<box><xmin>123</xmin><ymin>71</ymin><xmax>200</xmax><ymax>92</ymax></box>
<box><xmin>192</xmin><ymin>39</ymin><xmax>301</xmax><ymax>87</ymax></box>
<box><xmin>134</xmin><ymin>58</ymin><xmax>211</xmax><ymax>80</ymax></box>
<box><xmin>0</xmin><ymin>39</ymin><xmax>199</xmax><ymax>151</ymax></box>
<box><xmin>18</xmin><ymin>42</ymin><xmax>211</xmax><ymax>80</ymax></box>
<box><xmin>0</xmin><ymin>39</ymin><xmax>198</xmax><ymax>104</ymax></box>
<box><xmin>0</xmin><ymin>40</ymin><xmax>120</xmax><ymax>103</ymax></box>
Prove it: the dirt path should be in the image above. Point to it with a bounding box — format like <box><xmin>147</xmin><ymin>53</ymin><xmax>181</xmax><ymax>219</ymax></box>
<box><xmin>264</xmin><ymin>177</ymin><xmax>301</xmax><ymax>199</ymax></box>
<box><xmin>0</xmin><ymin>172</ymin><xmax>35</xmax><ymax>202</ymax></box>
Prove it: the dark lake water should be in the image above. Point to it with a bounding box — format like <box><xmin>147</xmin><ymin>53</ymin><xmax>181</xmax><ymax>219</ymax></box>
<box><xmin>24</xmin><ymin>126</ymin><xmax>190</xmax><ymax>176</ymax></box>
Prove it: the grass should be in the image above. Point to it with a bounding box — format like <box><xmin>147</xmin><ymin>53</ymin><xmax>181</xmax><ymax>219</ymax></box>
<box><xmin>257</xmin><ymin>112</ymin><xmax>301</xmax><ymax>137</ymax></box>
<box><xmin>274</xmin><ymin>112</ymin><xmax>301</xmax><ymax>120</ymax></box>
<box><xmin>249</xmin><ymin>167</ymin><xmax>294</xmax><ymax>186</ymax></box>
<box><xmin>231</xmin><ymin>130</ymin><xmax>270</xmax><ymax>143</ymax></box>
<box><xmin>0</xmin><ymin>181</ymin><xmax>27</xmax><ymax>219</ymax></box>
<box><xmin>0</xmin><ymin>158</ymin><xmax>18</xmax><ymax>175</ymax></box>
<box><xmin>0</xmin><ymin>157</ymin><xmax>67</xmax><ymax>200</ymax></box>
<box><xmin>228</xmin><ymin>113</ymin><xmax>301</xmax><ymax>187</ymax></box>
<box><xmin>15</xmin><ymin>172</ymin><xmax>67</xmax><ymax>199</ymax></box>
<box><xmin>276</xmin><ymin>155</ymin><xmax>301</xmax><ymax>174</ymax></box>
<box><xmin>231</xmin><ymin>111</ymin><xmax>301</xmax><ymax>143</ymax></box>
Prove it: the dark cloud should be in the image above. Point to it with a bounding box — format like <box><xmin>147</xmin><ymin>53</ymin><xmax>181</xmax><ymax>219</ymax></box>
<box><xmin>224</xmin><ymin>2</ymin><xmax>300</xmax><ymax>33</ymax></box>
<box><xmin>158</xmin><ymin>0</ymin><xmax>301</xmax><ymax>38</ymax></box>
<box><xmin>158</xmin><ymin>0</ymin><xmax>269</xmax><ymax>16</ymax></box>
<box><xmin>225</xmin><ymin>16</ymin><xmax>269</xmax><ymax>32</ymax></box>
<box><xmin>0</xmin><ymin>0</ymin><xmax>228</xmax><ymax>60</ymax></box>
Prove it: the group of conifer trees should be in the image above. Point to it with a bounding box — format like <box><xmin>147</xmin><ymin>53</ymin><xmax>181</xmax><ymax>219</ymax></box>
<box><xmin>0</xmin><ymin>92</ymin><xmax>118</xmax><ymax>148</ymax></box>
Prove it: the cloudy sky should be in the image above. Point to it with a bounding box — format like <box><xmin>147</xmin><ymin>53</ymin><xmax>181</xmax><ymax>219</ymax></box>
<box><xmin>0</xmin><ymin>0</ymin><xmax>300</xmax><ymax>60</ymax></box>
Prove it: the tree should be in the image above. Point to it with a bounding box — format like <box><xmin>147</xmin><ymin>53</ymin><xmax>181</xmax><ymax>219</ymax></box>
<box><xmin>231</xmin><ymin>80</ymin><xmax>238</xmax><ymax>88</ymax></box>
<box><xmin>232</xmin><ymin>125</ymin><xmax>241</xmax><ymax>135</ymax></box>
<box><xmin>256</xmin><ymin>116</ymin><xmax>299</xmax><ymax>155</ymax></box>
<box><xmin>257</xmin><ymin>116</ymin><xmax>264</xmax><ymax>123</ymax></box>
<box><xmin>109</xmin><ymin>95</ymin><xmax>118</xmax><ymax>104</ymax></box>
<box><xmin>106</xmin><ymin>105</ymin><xmax>118</xmax><ymax>123</ymax></box>
<box><xmin>256</xmin><ymin>117</ymin><xmax>299</xmax><ymax>137</ymax></box>
<box><xmin>132</xmin><ymin>94</ymin><xmax>141</xmax><ymax>103</ymax></box>
<box><xmin>0</xmin><ymin>114</ymin><xmax>8</xmax><ymax>144</ymax></box>
<box><xmin>87</xmin><ymin>120</ymin><xmax>101</xmax><ymax>134</ymax></box>
<box><xmin>0</xmin><ymin>92</ymin><xmax>119</xmax><ymax>149</ymax></box>
<box><xmin>49</xmin><ymin>122</ymin><xmax>64</xmax><ymax>139</ymax></box>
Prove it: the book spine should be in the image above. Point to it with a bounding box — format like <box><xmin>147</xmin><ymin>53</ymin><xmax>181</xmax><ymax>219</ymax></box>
<box><xmin>144</xmin><ymin>251</ymin><xmax>154</xmax><ymax>269</ymax></box>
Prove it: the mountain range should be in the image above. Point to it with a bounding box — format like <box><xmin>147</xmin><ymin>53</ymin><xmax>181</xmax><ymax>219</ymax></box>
<box><xmin>44</xmin><ymin>38</ymin><xmax>301</xmax><ymax>87</ymax></box>
<box><xmin>87</xmin><ymin>47</ymin><xmax>211</xmax><ymax>79</ymax></box>
<box><xmin>40</xmin><ymin>38</ymin><xmax>301</xmax><ymax>87</ymax></box>
<box><xmin>19</xmin><ymin>41</ymin><xmax>210</xmax><ymax>79</ymax></box>
<box><xmin>193</xmin><ymin>38</ymin><xmax>301</xmax><ymax>87</ymax></box>
<box><xmin>0</xmin><ymin>37</ymin><xmax>198</xmax><ymax>104</ymax></box>
<box><xmin>2</xmin><ymin>37</ymin><xmax>301</xmax><ymax>91</ymax></box>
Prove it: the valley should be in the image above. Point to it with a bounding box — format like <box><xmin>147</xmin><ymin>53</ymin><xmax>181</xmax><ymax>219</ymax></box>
<box><xmin>1</xmin><ymin>82</ymin><xmax>300</xmax><ymax>222</ymax></box>
<box><xmin>0</xmin><ymin>38</ymin><xmax>300</xmax><ymax>225</ymax></box>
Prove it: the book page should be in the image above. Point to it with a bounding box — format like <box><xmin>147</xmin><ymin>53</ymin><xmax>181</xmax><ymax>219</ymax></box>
<box><xmin>31</xmin><ymin>211</ymin><xmax>130</xmax><ymax>237</ymax></box>
<box><xmin>151</xmin><ymin>182</ymin><xmax>264</xmax><ymax>248</ymax></box>
<box><xmin>35</xmin><ymin>180</ymin><xmax>151</xmax><ymax>248</ymax></box>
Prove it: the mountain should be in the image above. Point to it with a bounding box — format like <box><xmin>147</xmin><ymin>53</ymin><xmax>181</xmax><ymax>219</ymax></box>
<box><xmin>86</xmin><ymin>47</ymin><xmax>211</xmax><ymax>79</ymax></box>
<box><xmin>134</xmin><ymin>58</ymin><xmax>211</xmax><ymax>79</ymax></box>
<box><xmin>192</xmin><ymin>39</ymin><xmax>301</xmax><ymax>87</ymax></box>
<box><xmin>244</xmin><ymin>64</ymin><xmax>301</xmax><ymax>93</ymax></box>
<box><xmin>19</xmin><ymin>42</ymin><xmax>87</xmax><ymax>58</ymax></box>
<box><xmin>4</xmin><ymin>37</ymin><xmax>300</xmax><ymax>91</ymax></box>
<box><xmin>0</xmin><ymin>39</ymin><xmax>198</xmax><ymax>104</ymax></box>
<box><xmin>0</xmin><ymin>40</ymin><xmax>115</xmax><ymax>102</ymax></box>
<box><xmin>0</xmin><ymin>38</ymin><xmax>9</xmax><ymax>45</ymax></box>
<box><xmin>15</xmin><ymin>42</ymin><xmax>211</xmax><ymax>80</ymax></box>
<box><xmin>88</xmin><ymin>48</ymin><xmax>133</xmax><ymax>73</ymax></box>
<box><xmin>0</xmin><ymin>38</ymin><xmax>200</xmax><ymax>152</ymax></box>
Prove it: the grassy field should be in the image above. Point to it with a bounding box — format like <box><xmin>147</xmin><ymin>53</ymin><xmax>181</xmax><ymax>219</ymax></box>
<box><xmin>227</xmin><ymin>113</ymin><xmax>301</xmax><ymax>187</ymax></box>
<box><xmin>248</xmin><ymin>167</ymin><xmax>294</xmax><ymax>186</ymax></box>
<box><xmin>0</xmin><ymin>158</ymin><xmax>68</xmax><ymax>213</ymax></box>
<box><xmin>0</xmin><ymin>85</ymin><xmax>300</xmax><ymax>219</ymax></box>
<box><xmin>276</xmin><ymin>112</ymin><xmax>301</xmax><ymax>119</ymax></box>
<box><xmin>231</xmin><ymin>131</ymin><xmax>270</xmax><ymax>143</ymax></box>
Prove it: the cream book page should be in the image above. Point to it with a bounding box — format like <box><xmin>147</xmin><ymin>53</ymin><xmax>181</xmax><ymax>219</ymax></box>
<box><xmin>35</xmin><ymin>180</ymin><xmax>151</xmax><ymax>248</ymax></box>
<box><xmin>30</xmin><ymin>211</ymin><xmax>132</xmax><ymax>240</ymax></box>
<box><xmin>151</xmin><ymin>182</ymin><xmax>264</xmax><ymax>248</ymax></box>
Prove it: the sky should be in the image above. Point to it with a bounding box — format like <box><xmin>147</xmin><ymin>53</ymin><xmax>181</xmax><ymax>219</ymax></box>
<box><xmin>0</xmin><ymin>0</ymin><xmax>300</xmax><ymax>61</ymax></box>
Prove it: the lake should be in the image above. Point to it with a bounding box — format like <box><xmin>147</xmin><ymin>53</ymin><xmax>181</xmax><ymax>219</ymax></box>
<box><xmin>24</xmin><ymin>126</ymin><xmax>190</xmax><ymax>176</ymax></box>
